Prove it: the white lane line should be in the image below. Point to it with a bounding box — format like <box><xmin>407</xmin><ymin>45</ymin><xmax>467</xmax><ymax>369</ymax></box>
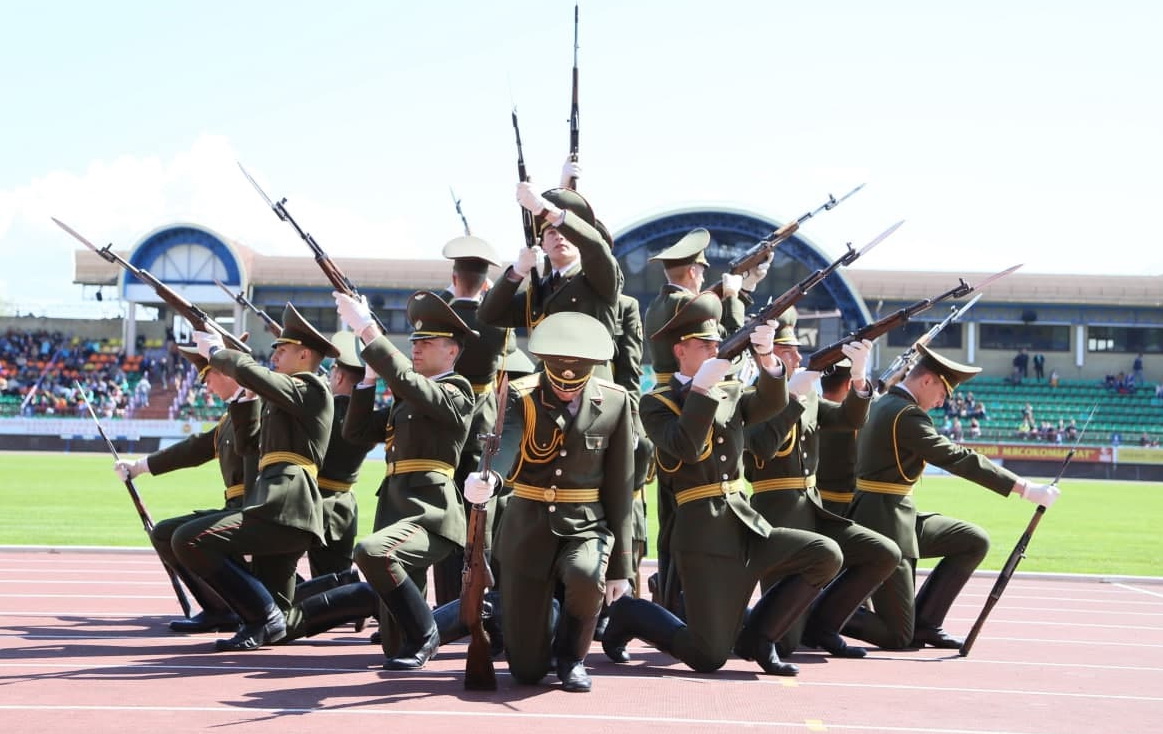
<box><xmin>1113</xmin><ymin>582</ymin><xmax>1163</xmax><ymax>599</ymax></box>
<box><xmin>0</xmin><ymin>594</ymin><xmax>176</xmax><ymax>599</ymax></box>
<box><xmin>949</xmin><ymin>605</ymin><xmax>1163</xmax><ymax>618</ymax></box>
<box><xmin>0</xmin><ymin>580</ymin><xmax>186</xmax><ymax>586</ymax></box>
<box><xmin>946</xmin><ymin>617</ymin><xmax>1162</xmax><ymax>631</ymax></box>
<box><xmin>959</xmin><ymin>635</ymin><xmax>1163</xmax><ymax>648</ymax></box>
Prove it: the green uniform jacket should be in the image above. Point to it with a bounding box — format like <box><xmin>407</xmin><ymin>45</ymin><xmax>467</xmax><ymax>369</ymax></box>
<box><xmin>745</xmin><ymin>387</ymin><xmax>870</xmax><ymax>528</ymax></box>
<box><xmin>343</xmin><ymin>335</ymin><xmax>473</xmax><ymax>546</ymax></box>
<box><xmin>477</xmin><ymin>211</ymin><xmax>623</xmax><ymax>334</ymax></box>
<box><xmin>210</xmin><ymin>350</ymin><xmax>332</xmax><ymax>542</ymax></box>
<box><xmin>642</xmin><ymin>284</ymin><xmax>748</xmax><ymax>375</ymax></box>
<box><xmin>146</xmin><ymin>413</ymin><xmax>255</xmax><ymax>510</ymax></box>
<box><xmin>612</xmin><ymin>294</ymin><xmax>651</xmax><ymax>543</ymax></box>
<box><xmin>641</xmin><ymin>370</ymin><xmax>786</xmax><ymax>559</ymax></box>
<box><xmin>816</xmin><ymin>427</ymin><xmax>858</xmax><ymax>513</ymax></box>
<box><xmin>494</xmin><ymin>374</ymin><xmax>635</xmax><ymax>581</ymax></box>
<box><xmin>851</xmin><ymin>386</ymin><xmax>1019</xmax><ymax>558</ymax></box>
<box><xmin>317</xmin><ymin>393</ymin><xmax>374</xmax><ymax>544</ymax></box>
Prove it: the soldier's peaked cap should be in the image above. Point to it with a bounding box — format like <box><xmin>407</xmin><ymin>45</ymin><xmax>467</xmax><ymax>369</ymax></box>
<box><xmin>916</xmin><ymin>343</ymin><xmax>981</xmax><ymax>393</ymax></box>
<box><xmin>773</xmin><ymin>306</ymin><xmax>799</xmax><ymax>345</ymax></box>
<box><xmin>407</xmin><ymin>290</ymin><xmax>477</xmax><ymax>343</ymax></box>
<box><xmin>649</xmin><ymin>228</ymin><xmax>711</xmax><ymax>267</ymax></box>
<box><xmin>276</xmin><ymin>303</ymin><xmax>340</xmax><ymax>358</ymax></box>
<box><xmin>177</xmin><ymin>345</ymin><xmax>211</xmax><ymax>382</ymax></box>
<box><xmin>528</xmin><ymin>312</ymin><xmax>614</xmax><ymax>363</ymax></box>
<box><xmin>329</xmin><ymin>331</ymin><xmax>364</xmax><ymax>372</ymax></box>
<box><xmin>539</xmin><ymin>188</ymin><xmax>596</xmax><ymax>232</ymax></box>
<box><xmin>442</xmin><ymin>235</ymin><xmax>500</xmax><ymax>272</ymax></box>
<box><xmin>651</xmin><ymin>291</ymin><xmax>722</xmax><ymax>343</ymax></box>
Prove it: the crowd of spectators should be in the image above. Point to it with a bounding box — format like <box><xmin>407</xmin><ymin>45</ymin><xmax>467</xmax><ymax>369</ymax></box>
<box><xmin>0</xmin><ymin>329</ymin><xmax>155</xmax><ymax>418</ymax></box>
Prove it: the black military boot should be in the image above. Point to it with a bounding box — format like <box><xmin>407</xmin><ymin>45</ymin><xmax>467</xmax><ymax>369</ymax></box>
<box><xmin>602</xmin><ymin>596</ymin><xmax>684</xmax><ymax>664</ymax></box>
<box><xmin>380</xmin><ymin>578</ymin><xmax>440</xmax><ymax>670</ymax></box>
<box><xmin>282</xmin><ymin>582</ymin><xmax>378</xmax><ymax>642</ymax></box>
<box><xmin>802</xmin><ymin>570</ymin><xmax>874</xmax><ymax>658</ymax></box>
<box><xmin>291</xmin><ymin>568</ymin><xmax>360</xmax><ymax>605</ymax></box>
<box><xmin>734</xmin><ymin>576</ymin><xmax>821</xmax><ymax>676</ymax></box>
<box><xmin>166</xmin><ymin>565</ymin><xmax>241</xmax><ymax>633</ymax></box>
<box><xmin>553</xmin><ymin>612</ymin><xmax>599</xmax><ymax>692</ymax></box>
<box><xmin>204</xmin><ymin>560</ymin><xmax>286</xmax><ymax>651</ymax></box>
<box><xmin>593</xmin><ymin>601</ymin><xmax>610</xmax><ymax>641</ymax></box>
<box><xmin>912</xmin><ymin>561</ymin><xmax>975</xmax><ymax>649</ymax></box>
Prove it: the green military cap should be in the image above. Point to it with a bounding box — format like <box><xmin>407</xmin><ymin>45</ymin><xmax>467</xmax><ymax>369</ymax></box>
<box><xmin>529</xmin><ymin>312</ymin><xmax>613</xmax><ymax>392</ymax></box>
<box><xmin>503</xmin><ymin>347</ymin><xmax>537</xmax><ymax>377</ymax></box>
<box><xmin>177</xmin><ymin>345</ymin><xmax>211</xmax><ymax>383</ymax></box>
<box><xmin>651</xmin><ymin>291</ymin><xmax>722</xmax><ymax>346</ymax></box>
<box><xmin>275</xmin><ymin>303</ymin><xmax>340</xmax><ymax>358</ymax></box>
<box><xmin>442</xmin><ymin>235</ymin><xmax>500</xmax><ymax>274</ymax></box>
<box><xmin>649</xmin><ymin>228</ymin><xmax>711</xmax><ymax>268</ymax></box>
<box><xmin>407</xmin><ymin>290</ymin><xmax>477</xmax><ymax>343</ymax></box>
<box><xmin>773</xmin><ymin>306</ymin><xmax>800</xmax><ymax>345</ymax></box>
<box><xmin>916</xmin><ymin>343</ymin><xmax>981</xmax><ymax>394</ymax></box>
<box><xmin>539</xmin><ymin>188</ymin><xmax>596</xmax><ymax>233</ymax></box>
<box><xmin>329</xmin><ymin>330</ymin><xmax>364</xmax><ymax>372</ymax></box>
<box><xmin>821</xmin><ymin>357</ymin><xmax>852</xmax><ymax>380</ymax></box>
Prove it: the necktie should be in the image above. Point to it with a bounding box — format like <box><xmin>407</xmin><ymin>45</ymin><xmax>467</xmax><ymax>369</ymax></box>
<box><xmin>548</xmin><ymin>272</ymin><xmax>562</xmax><ymax>291</ymax></box>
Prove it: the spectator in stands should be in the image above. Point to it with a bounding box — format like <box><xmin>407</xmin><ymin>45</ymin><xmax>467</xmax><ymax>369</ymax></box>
<box><xmin>969</xmin><ymin>417</ymin><xmax>982</xmax><ymax>439</ymax></box>
<box><xmin>951</xmin><ymin>417</ymin><xmax>963</xmax><ymax>441</ymax></box>
<box><xmin>1065</xmin><ymin>419</ymin><xmax>1078</xmax><ymax>442</ymax></box>
<box><xmin>964</xmin><ymin>392</ymin><xmax>978</xmax><ymax>416</ymax></box>
<box><xmin>1132</xmin><ymin>353</ymin><xmax>1144</xmax><ymax>385</ymax></box>
<box><xmin>970</xmin><ymin>399</ymin><xmax>988</xmax><ymax>420</ymax></box>
<box><xmin>1155</xmin><ymin>383</ymin><xmax>1163</xmax><ymax>399</ymax></box>
<box><xmin>1049</xmin><ymin>369</ymin><xmax>1060</xmax><ymax>387</ymax></box>
<box><xmin>1110</xmin><ymin>432</ymin><xmax>1122</xmax><ymax>446</ymax></box>
<box><xmin>939</xmin><ymin>415</ymin><xmax>953</xmax><ymax>437</ymax></box>
<box><xmin>1033</xmin><ymin>352</ymin><xmax>1045</xmax><ymax>381</ymax></box>
<box><xmin>1021</xmin><ymin>403</ymin><xmax>1035</xmax><ymax>426</ymax></box>
<box><xmin>1013</xmin><ymin>348</ymin><xmax>1029</xmax><ymax>379</ymax></box>
<box><xmin>1016</xmin><ymin>417</ymin><xmax>1033</xmax><ymax>440</ymax></box>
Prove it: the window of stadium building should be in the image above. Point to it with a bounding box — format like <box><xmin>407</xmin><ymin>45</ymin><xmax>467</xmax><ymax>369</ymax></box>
<box><xmin>1087</xmin><ymin>326</ymin><xmax>1163</xmax><ymax>354</ymax></box>
<box><xmin>887</xmin><ymin>322</ymin><xmax>962</xmax><ymax>350</ymax></box>
<box><xmin>979</xmin><ymin>324</ymin><xmax>1069</xmax><ymax>351</ymax></box>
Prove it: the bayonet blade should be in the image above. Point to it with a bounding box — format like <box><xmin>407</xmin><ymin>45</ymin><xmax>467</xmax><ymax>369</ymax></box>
<box><xmin>824</xmin><ymin>183</ymin><xmax>865</xmax><ymax>210</ymax></box>
<box><xmin>854</xmin><ymin>219</ymin><xmax>905</xmax><ymax>258</ymax></box>
<box><xmin>52</xmin><ymin>217</ymin><xmax>101</xmax><ymax>251</ymax></box>
<box><xmin>966</xmin><ymin>263</ymin><xmax>1022</xmax><ymax>295</ymax></box>
<box><xmin>237</xmin><ymin>161</ymin><xmax>279</xmax><ymax>212</ymax></box>
<box><xmin>953</xmin><ymin>293</ymin><xmax>984</xmax><ymax>320</ymax></box>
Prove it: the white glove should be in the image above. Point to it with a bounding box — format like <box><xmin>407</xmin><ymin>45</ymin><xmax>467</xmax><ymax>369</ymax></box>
<box><xmin>788</xmin><ymin>369</ymin><xmax>821</xmax><ymax>398</ymax></box>
<box><xmin>741</xmin><ymin>256</ymin><xmax>772</xmax><ymax>291</ymax></box>
<box><xmin>841</xmin><ymin>338</ymin><xmax>874</xmax><ymax>379</ymax></box>
<box><xmin>720</xmin><ymin>273</ymin><xmax>743</xmax><ymax>298</ymax></box>
<box><xmin>1018</xmin><ymin>480</ymin><xmax>1061</xmax><ymax>508</ymax></box>
<box><xmin>750</xmin><ymin>323</ymin><xmax>775</xmax><ymax>356</ymax></box>
<box><xmin>192</xmin><ymin>331</ymin><xmax>224</xmax><ymax>359</ymax></box>
<box><xmin>561</xmin><ymin>157</ymin><xmax>582</xmax><ymax>188</ymax></box>
<box><xmin>605</xmin><ymin>578</ymin><xmax>631</xmax><ymax>606</ymax></box>
<box><xmin>514</xmin><ymin>245</ymin><xmax>544</xmax><ymax>278</ymax></box>
<box><xmin>464</xmin><ymin>471</ymin><xmax>497</xmax><ymax>504</ymax></box>
<box><xmin>516</xmin><ymin>181</ymin><xmax>547</xmax><ymax>215</ymax></box>
<box><xmin>113</xmin><ymin>458</ymin><xmax>150</xmax><ymax>481</ymax></box>
<box><xmin>334</xmin><ymin>292</ymin><xmax>375</xmax><ymax>333</ymax></box>
<box><xmin>691</xmin><ymin>358</ymin><xmax>732</xmax><ymax>392</ymax></box>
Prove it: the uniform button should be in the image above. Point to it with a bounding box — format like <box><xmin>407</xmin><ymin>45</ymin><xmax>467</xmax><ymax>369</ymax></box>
<box><xmin>550</xmin><ymin>485</ymin><xmax>558</xmax><ymax>490</ymax></box>
<box><xmin>548</xmin><ymin>505</ymin><xmax>557</xmax><ymax>513</ymax></box>
<box><xmin>721</xmin><ymin>473</ymin><xmax>729</xmax><ymax>480</ymax></box>
<box><xmin>804</xmin><ymin>469</ymin><xmax>811</xmax><ymax>476</ymax></box>
<box><xmin>719</xmin><ymin>455</ymin><xmax>727</xmax><ymax>462</ymax></box>
<box><xmin>716</xmin><ymin>436</ymin><xmax>724</xmax><ymax>444</ymax></box>
<box><xmin>554</xmin><ymin>468</ymin><xmax>563</xmax><ymax>476</ymax></box>
<box><xmin>559</xmin><ymin>449</ymin><xmax>568</xmax><ymax>457</ymax></box>
<box><xmin>407</xmin><ymin>414</ymin><xmax>412</xmax><ymax>419</ymax></box>
<box><xmin>570</xmin><ymin>297</ymin><xmax>577</xmax><ymax>303</ymax></box>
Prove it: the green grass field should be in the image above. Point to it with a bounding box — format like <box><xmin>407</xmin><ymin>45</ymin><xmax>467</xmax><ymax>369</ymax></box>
<box><xmin>2</xmin><ymin>452</ymin><xmax>1159</xmax><ymax>577</ymax></box>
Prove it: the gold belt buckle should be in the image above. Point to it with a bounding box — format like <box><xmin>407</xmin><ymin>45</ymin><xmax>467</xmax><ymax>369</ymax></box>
<box><xmin>543</xmin><ymin>489</ymin><xmax>556</xmax><ymax>502</ymax></box>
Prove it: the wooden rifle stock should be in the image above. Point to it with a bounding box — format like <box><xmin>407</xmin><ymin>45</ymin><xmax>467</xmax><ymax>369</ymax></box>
<box><xmin>460</xmin><ymin>374</ymin><xmax>508</xmax><ymax>690</ymax></box>
<box><xmin>75</xmin><ymin>382</ymin><xmax>192</xmax><ymax>618</ymax></box>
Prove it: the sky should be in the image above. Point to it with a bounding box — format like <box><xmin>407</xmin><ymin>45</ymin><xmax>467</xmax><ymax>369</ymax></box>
<box><xmin>2</xmin><ymin>0</ymin><xmax>1161</xmax><ymax>314</ymax></box>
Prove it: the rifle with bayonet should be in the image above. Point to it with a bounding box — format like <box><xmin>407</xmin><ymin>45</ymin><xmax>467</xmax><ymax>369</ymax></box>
<box><xmin>803</xmin><ymin>264</ymin><xmax>1022</xmax><ymax>372</ymax></box>
<box><xmin>75</xmin><ymin>380</ymin><xmax>192</xmax><ymax>617</ymax></box>
<box><xmin>19</xmin><ymin>346</ymin><xmax>65</xmax><ymax>413</ymax></box>
<box><xmin>959</xmin><ymin>403</ymin><xmax>1097</xmax><ymax>657</ymax></box>
<box><xmin>710</xmin><ymin>185</ymin><xmax>865</xmax><ymax>295</ymax></box>
<box><xmin>511</xmin><ymin>109</ymin><xmax>542</xmax><ymax>290</ymax></box>
<box><xmin>214</xmin><ymin>279</ymin><xmax>283</xmax><ymax>338</ymax></box>
<box><xmin>876</xmin><ymin>293</ymin><xmax>982</xmax><ymax>392</ymax></box>
<box><xmin>566</xmin><ymin>3</ymin><xmax>580</xmax><ymax>190</ymax></box>
<box><xmin>715</xmin><ymin>221</ymin><xmax>901</xmax><ymax>361</ymax></box>
<box><xmin>450</xmin><ymin>187</ymin><xmax>471</xmax><ymax>236</ymax></box>
<box><xmin>461</xmin><ymin>373</ymin><xmax>509</xmax><ymax>690</ymax></box>
<box><xmin>53</xmin><ymin>218</ymin><xmax>251</xmax><ymax>354</ymax></box>
<box><xmin>237</xmin><ymin>163</ymin><xmax>386</xmax><ymax>332</ymax></box>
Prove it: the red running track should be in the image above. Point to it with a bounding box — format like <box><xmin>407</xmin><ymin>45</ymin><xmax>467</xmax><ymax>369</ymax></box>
<box><xmin>0</xmin><ymin>547</ymin><xmax>1160</xmax><ymax>734</ymax></box>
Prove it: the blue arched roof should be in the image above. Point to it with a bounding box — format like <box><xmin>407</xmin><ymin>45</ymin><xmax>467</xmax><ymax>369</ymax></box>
<box><xmin>128</xmin><ymin>224</ymin><xmax>243</xmax><ymax>287</ymax></box>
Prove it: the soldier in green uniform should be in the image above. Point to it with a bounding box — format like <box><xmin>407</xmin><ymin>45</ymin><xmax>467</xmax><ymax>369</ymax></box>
<box><xmin>335</xmin><ymin>289</ymin><xmax>475</xmax><ymax>670</ymax></box>
<box><xmin>174</xmin><ymin>304</ymin><xmax>337</xmax><ymax>651</ymax></box>
<box><xmin>612</xmin><ymin>292</ymin><xmax>651</xmax><ymax>598</ymax></box>
<box><xmin>603</xmin><ymin>293</ymin><xmax>842</xmax><ymax>677</ymax></box>
<box><xmin>816</xmin><ymin>360</ymin><xmax>860</xmax><ymax>515</ymax></box>
<box><xmin>845</xmin><ymin>344</ymin><xmax>1060</xmax><ymax>649</ymax></box>
<box><xmin>114</xmin><ymin>346</ymin><xmax>257</xmax><ymax>634</ymax></box>
<box><xmin>432</xmin><ymin>234</ymin><xmax>512</xmax><ymax>605</ymax></box>
<box><xmin>640</xmin><ymin>227</ymin><xmax>769</xmax><ymax>613</ymax></box>
<box><xmin>477</xmin><ymin>182</ymin><xmax>622</xmax><ymax>342</ymax></box>
<box><xmin>463</xmin><ymin>311</ymin><xmax>634</xmax><ymax>693</ymax></box>
<box><xmin>743</xmin><ymin>309</ymin><xmax>900</xmax><ymax>659</ymax></box>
